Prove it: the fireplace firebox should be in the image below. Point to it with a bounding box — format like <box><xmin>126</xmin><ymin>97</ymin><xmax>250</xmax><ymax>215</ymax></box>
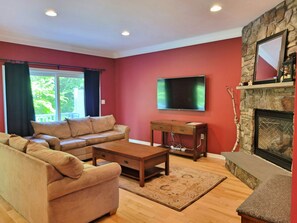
<box><xmin>254</xmin><ymin>109</ymin><xmax>293</xmax><ymax>171</ymax></box>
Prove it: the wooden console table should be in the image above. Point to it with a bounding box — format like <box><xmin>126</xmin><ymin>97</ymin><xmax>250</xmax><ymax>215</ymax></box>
<box><xmin>150</xmin><ymin>120</ymin><xmax>207</xmax><ymax>161</ymax></box>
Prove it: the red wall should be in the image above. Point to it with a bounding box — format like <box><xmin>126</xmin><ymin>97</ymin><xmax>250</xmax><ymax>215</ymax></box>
<box><xmin>256</xmin><ymin>56</ymin><xmax>278</xmax><ymax>80</ymax></box>
<box><xmin>0</xmin><ymin>39</ymin><xmax>296</xmax><ymax>221</ymax></box>
<box><xmin>0</xmin><ymin>41</ymin><xmax>116</xmax><ymax>131</ymax></box>
<box><xmin>115</xmin><ymin>38</ymin><xmax>241</xmax><ymax>154</ymax></box>
<box><xmin>291</xmin><ymin>56</ymin><xmax>297</xmax><ymax>222</ymax></box>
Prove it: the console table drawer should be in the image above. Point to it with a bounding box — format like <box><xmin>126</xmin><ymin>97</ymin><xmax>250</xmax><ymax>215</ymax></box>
<box><xmin>113</xmin><ymin>156</ymin><xmax>139</xmax><ymax>170</ymax></box>
<box><xmin>172</xmin><ymin>126</ymin><xmax>193</xmax><ymax>135</ymax></box>
<box><xmin>151</xmin><ymin>123</ymin><xmax>171</xmax><ymax>132</ymax></box>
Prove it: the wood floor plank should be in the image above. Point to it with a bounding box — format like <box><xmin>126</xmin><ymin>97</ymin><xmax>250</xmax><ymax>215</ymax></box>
<box><xmin>0</xmin><ymin>155</ymin><xmax>252</xmax><ymax>223</ymax></box>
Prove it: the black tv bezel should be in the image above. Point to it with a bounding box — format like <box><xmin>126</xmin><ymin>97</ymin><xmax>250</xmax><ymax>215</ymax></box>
<box><xmin>157</xmin><ymin>75</ymin><xmax>206</xmax><ymax>112</ymax></box>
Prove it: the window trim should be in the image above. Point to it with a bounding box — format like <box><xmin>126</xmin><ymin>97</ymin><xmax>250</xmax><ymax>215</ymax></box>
<box><xmin>2</xmin><ymin>65</ymin><xmax>7</xmax><ymax>132</ymax></box>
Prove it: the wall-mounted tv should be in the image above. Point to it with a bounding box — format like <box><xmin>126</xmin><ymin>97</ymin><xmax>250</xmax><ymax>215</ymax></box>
<box><xmin>157</xmin><ymin>75</ymin><xmax>206</xmax><ymax>111</ymax></box>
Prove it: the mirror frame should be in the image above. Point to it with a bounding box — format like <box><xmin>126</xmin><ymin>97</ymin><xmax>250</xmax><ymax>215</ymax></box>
<box><xmin>253</xmin><ymin>30</ymin><xmax>287</xmax><ymax>84</ymax></box>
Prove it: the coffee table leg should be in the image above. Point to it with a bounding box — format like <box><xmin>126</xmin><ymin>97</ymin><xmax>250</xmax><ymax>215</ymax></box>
<box><xmin>165</xmin><ymin>153</ymin><xmax>169</xmax><ymax>175</ymax></box>
<box><xmin>92</xmin><ymin>148</ymin><xmax>97</xmax><ymax>166</ymax></box>
<box><xmin>92</xmin><ymin>156</ymin><xmax>97</xmax><ymax>166</ymax></box>
<box><xmin>139</xmin><ymin>161</ymin><xmax>145</xmax><ymax>187</ymax></box>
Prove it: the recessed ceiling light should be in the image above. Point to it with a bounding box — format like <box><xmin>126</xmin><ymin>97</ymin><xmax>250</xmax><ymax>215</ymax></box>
<box><xmin>45</xmin><ymin>9</ymin><xmax>58</xmax><ymax>17</ymax></box>
<box><xmin>121</xmin><ymin>31</ymin><xmax>130</xmax><ymax>36</ymax></box>
<box><xmin>210</xmin><ymin>4</ymin><xmax>222</xmax><ymax>12</ymax></box>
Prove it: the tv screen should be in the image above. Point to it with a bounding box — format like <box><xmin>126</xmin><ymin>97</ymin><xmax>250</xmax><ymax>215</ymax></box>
<box><xmin>157</xmin><ymin>76</ymin><xmax>206</xmax><ymax>111</ymax></box>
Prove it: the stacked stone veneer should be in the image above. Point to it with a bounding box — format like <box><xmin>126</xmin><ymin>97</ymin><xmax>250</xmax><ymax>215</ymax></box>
<box><xmin>225</xmin><ymin>0</ymin><xmax>296</xmax><ymax>188</ymax></box>
<box><xmin>240</xmin><ymin>0</ymin><xmax>296</xmax><ymax>155</ymax></box>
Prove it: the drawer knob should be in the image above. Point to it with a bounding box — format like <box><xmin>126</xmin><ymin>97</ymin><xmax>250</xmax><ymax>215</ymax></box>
<box><xmin>102</xmin><ymin>154</ymin><xmax>106</xmax><ymax>158</ymax></box>
<box><xmin>124</xmin><ymin>160</ymin><xmax>129</xmax><ymax>164</ymax></box>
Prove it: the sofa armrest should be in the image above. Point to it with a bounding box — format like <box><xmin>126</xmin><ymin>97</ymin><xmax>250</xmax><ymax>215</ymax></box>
<box><xmin>35</xmin><ymin>134</ymin><xmax>61</xmax><ymax>151</ymax></box>
<box><xmin>114</xmin><ymin>124</ymin><xmax>130</xmax><ymax>140</ymax></box>
<box><xmin>47</xmin><ymin>162</ymin><xmax>121</xmax><ymax>201</ymax></box>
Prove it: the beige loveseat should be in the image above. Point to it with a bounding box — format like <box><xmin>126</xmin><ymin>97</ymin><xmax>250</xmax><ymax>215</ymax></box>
<box><xmin>31</xmin><ymin>115</ymin><xmax>130</xmax><ymax>160</ymax></box>
<box><xmin>0</xmin><ymin>133</ymin><xmax>121</xmax><ymax>223</ymax></box>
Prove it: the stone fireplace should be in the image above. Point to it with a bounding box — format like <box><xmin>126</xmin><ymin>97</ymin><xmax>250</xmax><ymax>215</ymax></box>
<box><xmin>239</xmin><ymin>0</ymin><xmax>296</xmax><ymax>164</ymax></box>
<box><xmin>254</xmin><ymin>109</ymin><xmax>293</xmax><ymax>171</ymax></box>
<box><xmin>223</xmin><ymin>0</ymin><xmax>296</xmax><ymax>188</ymax></box>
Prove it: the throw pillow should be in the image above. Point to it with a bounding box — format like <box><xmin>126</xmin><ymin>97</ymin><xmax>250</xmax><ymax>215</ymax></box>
<box><xmin>0</xmin><ymin>132</ymin><xmax>11</xmax><ymax>144</ymax></box>
<box><xmin>31</xmin><ymin>121</ymin><xmax>72</xmax><ymax>139</ymax></box>
<box><xmin>90</xmin><ymin>115</ymin><xmax>116</xmax><ymax>133</ymax></box>
<box><xmin>8</xmin><ymin>136</ymin><xmax>29</xmax><ymax>152</ymax></box>
<box><xmin>27</xmin><ymin>142</ymin><xmax>83</xmax><ymax>179</ymax></box>
<box><xmin>66</xmin><ymin>117</ymin><xmax>93</xmax><ymax>137</ymax></box>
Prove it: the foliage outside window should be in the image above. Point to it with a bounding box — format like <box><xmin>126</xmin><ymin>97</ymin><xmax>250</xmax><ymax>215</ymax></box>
<box><xmin>30</xmin><ymin>69</ymin><xmax>85</xmax><ymax>122</ymax></box>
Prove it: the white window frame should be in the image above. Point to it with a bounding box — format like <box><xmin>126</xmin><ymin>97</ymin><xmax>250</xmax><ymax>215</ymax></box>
<box><xmin>2</xmin><ymin>65</ymin><xmax>7</xmax><ymax>132</ymax></box>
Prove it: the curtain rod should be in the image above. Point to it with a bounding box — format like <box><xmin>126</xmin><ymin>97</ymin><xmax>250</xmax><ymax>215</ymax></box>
<box><xmin>0</xmin><ymin>58</ymin><xmax>106</xmax><ymax>72</ymax></box>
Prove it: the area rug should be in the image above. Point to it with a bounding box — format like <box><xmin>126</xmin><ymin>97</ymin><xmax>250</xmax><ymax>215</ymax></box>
<box><xmin>119</xmin><ymin>165</ymin><xmax>227</xmax><ymax>211</ymax></box>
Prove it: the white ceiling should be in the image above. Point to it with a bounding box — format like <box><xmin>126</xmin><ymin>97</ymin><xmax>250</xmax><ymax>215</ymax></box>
<box><xmin>0</xmin><ymin>0</ymin><xmax>283</xmax><ymax>58</ymax></box>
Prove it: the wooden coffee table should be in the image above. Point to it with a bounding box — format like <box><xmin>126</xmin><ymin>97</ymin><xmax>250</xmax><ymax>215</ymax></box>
<box><xmin>92</xmin><ymin>140</ymin><xmax>169</xmax><ymax>187</ymax></box>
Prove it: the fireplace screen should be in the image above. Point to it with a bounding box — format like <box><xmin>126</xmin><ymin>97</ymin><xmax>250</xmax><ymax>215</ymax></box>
<box><xmin>255</xmin><ymin>109</ymin><xmax>293</xmax><ymax>171</ymax></box>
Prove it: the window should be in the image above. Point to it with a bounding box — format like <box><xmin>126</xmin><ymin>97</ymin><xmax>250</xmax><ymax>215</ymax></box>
<box><xmin>30</xmin><ymin>68</ymin><xmax>85</xmax><ymax>122</ymax></box>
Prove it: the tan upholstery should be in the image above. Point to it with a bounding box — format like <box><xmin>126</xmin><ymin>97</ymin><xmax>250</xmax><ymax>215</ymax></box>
<box><xmin>35</xmin><ymin>134</ymin><xmax>61</xmax><ymax>150</ymax></box>
<box><xmin>99</xmin><ymin>131</ymin><xmax>125</xmax><ymax>141</ymax></box>
<box><xmin>25</xmin><ymin>136</ymin><xmax>50</xmax><ymax>148</ymax></box>
<box><xmin>0</xmin><ymin>143</ymin><xmax>54</xmax><ymax>223</ymax></box>
<box><xmin>31</xmin><ymin>121</ymin><xmax>71</xmax><ymax>139</ymax></box>
<box><xmin>8</xmin><ymin>136</ymin><xmax>29</xmax><ymax>152</ymax></box>
<box><xmin>31</xmin><ymin>115</ymin><xmax>130</xmax><ymax>160</ymax></box>
<box><xmin>78</xmin><ymin>133</ymin><xmax>108</xmax><ymax>145</ymax></box>
<box><xmin>91</xmin><ymin>115</ymin><xmax>116</xmax><ymax>133</ymax></box>
<box><xmin>60</xmin><ymin>138</ymin><xmax>87</xmax><ymax>151</ymax></box>
<box><xmin>0</xmin><ymin>132</ymin><xmax>11</xmax><ymax>144</ymax></box>
<box><xmin>48</xmin><ymin>162</ymin><xmax>121</xmax><ymax>200</ymax></box>
<box><xmin>114</xmin><ymin>124</ymin><xmax>130</xmax><ymax>140</ymax></box>
<box><xmin>27</xmin><ymin>142</ymin><xmax>84</xmax><ymax>179</ymax></box>
<box><xmin>48</xmin><ymin>176</ymin><xmax>120</xmax><ymax>223</ymax></box>
<box><xmin>66</xmin><ymin>146</ymin><xmax>93</xmax><ymax>160</ymax></box>
<box><xmin>83</xmin><ymin>162</ymin><xmax>95</xmax><ymax>169</ymax></box>
<box><xmin>0</xmin><ymin>136</ymin><xmax>121</xmax><ymax>223</ymax></box>
<box><xmin>66</xmin><ymin>117</ymin><xmax>93</xmax><ymax>137</ymax></box>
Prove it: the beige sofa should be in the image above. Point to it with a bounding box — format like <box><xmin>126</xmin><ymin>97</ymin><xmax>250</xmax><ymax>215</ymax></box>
<box><xmin>31</xmin><ymin>115</ymin><xmax>130</xmax><ymax>160</ymax></box>
<box><xmin>0</xmin><ymin>133</ymin><xmax>121</xmax><ymax>223</ymax></box>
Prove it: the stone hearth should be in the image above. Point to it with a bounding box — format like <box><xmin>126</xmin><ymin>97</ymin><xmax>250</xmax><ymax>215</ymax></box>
<box><xmin>222</xmin><ymin>152</ymin><xmax>290</xmax><ymax>189</ymax></box>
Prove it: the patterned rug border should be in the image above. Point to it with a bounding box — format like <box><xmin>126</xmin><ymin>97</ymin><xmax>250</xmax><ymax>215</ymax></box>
<box><xmin>119</xmin><ymin>167</ymin><xmax>227</xmax><ymax>211</ymax></box>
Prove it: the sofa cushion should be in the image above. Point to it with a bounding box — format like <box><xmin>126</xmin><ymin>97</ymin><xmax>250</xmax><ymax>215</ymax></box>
<box><xmin>66</xmin><ymin>117</ymin><xmax>93</xmax><ymax>137</ymax></box>
<box><xmin>29</xmin><ymin>138</ymin><xmax>50</xmax><ymax>147</ymax></box>
<box><xmin>90</xmin><ymin>115</ymin><xmax>116</xmax><ymax>133</ymax></box>
<box><xmin>97</xmin><ymin>131</ymin><xmax>125</xmax><ymax>142</ymax></box>
<box><xmin>27</xmin><ymin>142</ymin><xmax>84</xmax><ymax>179</ymax></box>
<box><xmin>60</xmin><ymin>138</ymin><xmax>87</xmax><ymax>151</ymax></box>
<box><xmin>83</xmin><ymin>163</ymin><xmax>95</xmax><ymax>170</ymax></box>
<box><xmin>31</xmin><ymin>121</ymin><xmax>72</xmax><ymax>139</ymax></box>
<box><xmin>8</xmin><ymin>136</ymin><xmax>29</xmax><ymax>152</ymax></box>
<box><xmin>78</xmin><ymin>134</ymin><xmax>108</xmax><ymax>145</ymax></box>
<box><xmin>0</xmin><ymin>132</ymin><xmax>11</xmax><ymax>144</ymax></box>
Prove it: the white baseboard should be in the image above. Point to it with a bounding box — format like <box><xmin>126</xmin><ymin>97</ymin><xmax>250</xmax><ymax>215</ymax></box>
<box><xmin>129</xmin><ymin>138</ymin><xmax>225</xmax><ymax>160</ymax></box>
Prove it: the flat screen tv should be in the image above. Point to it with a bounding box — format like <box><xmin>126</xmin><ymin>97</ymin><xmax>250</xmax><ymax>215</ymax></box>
<box><xmin>157</xmin><ymin>76</ymin><xmax>206</xmax><ymax>111</ymax></box>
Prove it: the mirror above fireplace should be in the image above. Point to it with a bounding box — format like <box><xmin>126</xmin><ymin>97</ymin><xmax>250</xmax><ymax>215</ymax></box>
<box><xmin>253</xmin><ymin>30</ymin><xmax>287</xmax><ymax>84</ymax></box>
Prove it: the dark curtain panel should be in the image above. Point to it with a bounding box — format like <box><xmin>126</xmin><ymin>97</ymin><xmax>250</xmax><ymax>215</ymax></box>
<box><xmin>84</xmin><ymin>69</ymin><xmax>100</xmax><ymax>116</ymax></box>
<box><xmin>5</xmin><ymin>62</ymin><xmax>35</xmax><ymax>136</ymax></box>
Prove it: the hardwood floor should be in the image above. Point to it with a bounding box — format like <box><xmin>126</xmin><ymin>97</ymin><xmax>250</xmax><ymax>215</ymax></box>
<box><xmin>0</xmin><ymin>155</ymin><xmax>252</xmax><ymax>223</ymax></box>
